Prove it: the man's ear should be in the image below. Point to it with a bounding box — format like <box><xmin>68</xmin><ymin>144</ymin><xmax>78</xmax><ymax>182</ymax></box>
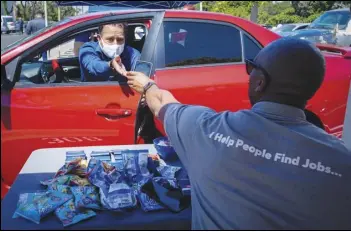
<box><xmin>254</xmin><ymin>75</ymin><xmax>268</xmax><ymax>92</ymax></box>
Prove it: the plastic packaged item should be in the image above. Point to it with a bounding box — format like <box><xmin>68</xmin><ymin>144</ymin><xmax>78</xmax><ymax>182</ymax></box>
<box><xmin>41</xmin><ymin>175</ymin><xmax>91</xmax><ymax>187</ymax></box>
<box><xmin>47</xmin><ymin>184</ymin><xmax>72</xmax><ymax>195</ymax></box>
<box><xmin>90</xmin><ymin>151</ymin><xmax>112</xmax><ymax>162</ymax></box>
<box><xmin>13</xmin><ymin>192</ymin><xmax>47</xmax><ymax>219</ymax></box>
<box><xmin>88</xmin><ymin>159</ymin><xmax>122</xmax><ymax>197</ymax></box>
<box><xmin>41</xmin><ymin>175</ymin><xmax>73</xmax><ymax>186</ymax></box>
<box><xmin>65</xmin><ymin>151</ymin><xmax>87</xmax><ymax>163</ymax></box>
<box><xmin>55</xmin><ymin>158</ymin><xmax>88</xmax><ymax>178</ymax></box>
<box><xmin>137</xmin><ymin>177</ymin><xmax>165</xmax><ymax>212</ymax></box>
<box><xmin>55</xmin><ymin>199</ymin><xmax>96</xmax><ymax>227</ymax></box>
<box><xmin>153</xmin><ymin>137</ymin><xmax>177</xmax><ymax>160</ymax></box>
<box><xmin>123</xmin><ymin>150</ymin><xmax>150</xmax><ymax>184</ymax></box>
<box><xmin>156</xmin><ymin>165</ymin><xmax>182</xmax><ymax>179</ymax></box>
<box><xmin>111</xmin><ymin>149</ymin><xmax>123</xmax><ymax>161</ymax></box>
<box><xmin>71</xmin><ymin>186</ymin><xmax>102</xmax><ymax>210</ymax></box>
<box><xmin>111</xmin><ymin>150</ymin><xmax>124</xmax><ymax>171</ymax></box>
<box><xmin>141</xmin><ymin>177</ymin><xmax>189</xmax><ymax>213</ymax></box>
<box><xmin>99</xmin><ymin>182</ymin><xmax>137</xmax><ymax>211</ymax></box>
<box><xmin>138</xmin><ymin>192</ymin><xmax>165</xmax><ymax>212</ymax></box>
<box><xmin>15</xmin><ymin>191</ymin><xmax>72</xmax><ymax>224</ymax></box>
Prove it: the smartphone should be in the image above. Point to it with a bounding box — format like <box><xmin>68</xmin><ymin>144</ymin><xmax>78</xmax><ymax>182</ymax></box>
<box><xmin>133</xmin><ymin>60</ymin><xmax>153</xmax><ymax>78</ymax></box>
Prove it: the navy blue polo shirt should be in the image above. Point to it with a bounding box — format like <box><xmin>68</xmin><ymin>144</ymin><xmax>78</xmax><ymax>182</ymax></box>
<box><xmin>79</xmin><ymin>41</ymin><xmax>140</xmax><ymax>82</ymax></box>
<box><xmin>159</xmin><ymin>101</ymin><xmax>351</xmax><ymax>230</ymax></box>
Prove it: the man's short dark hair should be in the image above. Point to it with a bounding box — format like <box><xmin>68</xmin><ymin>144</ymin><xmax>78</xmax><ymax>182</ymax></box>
<box><xmin>256</xmin><ymin>37</ymin><xmax>326</xmax><ymax>108</ymax></box>
<box><xmin>98</xmin><ymin>23</ymin><xmax>128</xmax><ymax>38</ymax></box>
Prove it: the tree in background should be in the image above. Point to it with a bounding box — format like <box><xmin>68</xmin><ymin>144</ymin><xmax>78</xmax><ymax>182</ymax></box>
<box><xmin>2</xmin><ymin>1</ymin><xmax>13</xmax><ymax>16</ymax></box>
<box><xmin>16</xmin><ymin>1</ymin><xmax>77</xmax><ymax>22</ymax></box>
<box><xmin>201</xmin><ymin>1</ymin><xmax>350</xmax><ymax>25</ymax></box>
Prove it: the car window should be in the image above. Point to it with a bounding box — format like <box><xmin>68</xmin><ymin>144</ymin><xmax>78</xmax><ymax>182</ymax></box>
<box><xmin>243</xmin><ymin>34</ymin><xmax>261</xmax><ymax>60</ymax></box>
<box><xmin>16</xmin><ymin>22</ymin><xmax>147</xmax><ymax>86</ymax></box>
<box><xmin>1</xmin><ymin>18</ymin><xmax>71</xmax><ymax>55</ymax></box>
<box><xmin>162</xmin><ymin>21</ymin><xmax>242</xmax><ymax>68</ymax></box>
<box><xmin>296</xmin><ymin>25</ymin><xmax>308</xmax><ymax>30</ymax></box>
<box><xmin>310</xmin><ymin>11</ymin><xmax>351</xmax><ymax>30</ymax></box>
<box><xmin>4</xmin><ymin>17</ymin><xmax>14</xmax><ymax>22</ymax></box>
<box><xmin>275</xmin><ymin>24</ymin><xmax>296</xmax><ymax>32</ymax></box>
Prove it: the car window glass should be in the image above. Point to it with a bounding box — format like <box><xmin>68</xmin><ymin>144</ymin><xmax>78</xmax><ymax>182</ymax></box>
<box><xmin>16</xmin><ymin>22</ymin><xmax>147</xmax><ymax>86</ymax></box>
<box><xmin>1</xmin><ymin>18</ymin><xmax>71</xmax><ymax>55</ymax></box>
<box><xmin>243</xmin><ymin>34</ymin><xmax>261</xmax><ymax>60</ymax></box>
<box><xmin>162</xmin><ymin>21</ymin><xmax>242</xmax><ymax>68</ymax></box>
<box><xmin>275</xmin><ymin>24</ymin><xmax>296</xmax><ymax>32</ymax></box>
<box><xmin>310</xmin><ymin>11</ymin><xmax>351</xmax><ymax>30</ymax></box>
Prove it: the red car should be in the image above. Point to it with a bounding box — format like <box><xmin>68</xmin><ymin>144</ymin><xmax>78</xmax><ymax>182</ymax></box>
<box><xmin>1</xmin><ymin>10</ymin><xmax>350</xmax><ymax>198</ymax></box>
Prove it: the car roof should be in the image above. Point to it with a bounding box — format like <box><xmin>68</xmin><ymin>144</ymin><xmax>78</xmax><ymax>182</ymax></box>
<box><xmin>326</xmin><ymin>8</ymin><xmax>350</xmax><ymax>12</ymax></box>
<box><xmin>67</xmin><ymin>9</ymin><xmax>162</xmax><ymax>20</ymax></box>
<box><xmin>280</xmin><ymin>23</ymin><xmax>309</xmax><ymax>27</ymax></box>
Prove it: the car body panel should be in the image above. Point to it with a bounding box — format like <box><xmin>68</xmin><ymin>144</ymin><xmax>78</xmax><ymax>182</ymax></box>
<box><xmin>1</xmin><ymin>84</ymin><xmax>140</xmax><ymax>188</ymax></box>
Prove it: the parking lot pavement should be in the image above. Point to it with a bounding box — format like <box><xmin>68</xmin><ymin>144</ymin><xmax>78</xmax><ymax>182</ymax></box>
<box><xmin>1</xmin><ymin>33</ymin><xmax>27</xmax><ymax>50</ymax></box>
<box><xmin>2</xmin><ymin>34</ymin><xmax>75</xmax><ymax>59</ymax></box>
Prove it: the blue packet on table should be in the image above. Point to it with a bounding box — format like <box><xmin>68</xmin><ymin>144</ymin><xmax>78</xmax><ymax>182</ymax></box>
<box><xmin>141</xmin><ymin>177</ymin><xmax>190</xmax><ymax>213</ymax></box>
<box><xmin>13</xmin><ymin>192</ymin><xmax>47</xmax><ymax>219</ymax></box>
<box><xmin>99</xmin><ymin>182</ymin><xmax>137</xmax><ymax>211</ymax></box>
<box><xmin>124</xmin><ymin>150</ymin><xmax>150</xmax><ymax>184</ymax></box>
<box><xmin>41</xmin><ymin>175</ymin><xmax>91</xmax><ymax>187</ymax></box>
<box><xmin>47</xmin><ymin>184</ymin><xmax>72</xmax><ymax>195</ymax></box>
<box><xmin>156</xmin><ymin>165</ymin><xmax>182</xmax><ymax>179</ymax></box>
<box><xmin>65</xmin><ymin>151</ymin><xmax>87</xmax><ymax>164</ymax></box>
<box><xmin>88</xmin><ymin>159</ymin><xmax>122</xmax><ymax>193</ymax></box>
<box><xmin>55</xmin><ymin>158</ymin><xmax>89</xmax><ymax>178</ymax></box>
<box><xmin>15</xmin><ymin>191</ymin><xmax>72</xmax><ymax>224</ymax></box>
<box><xmin>138</xmin><ymin>192</ymin><xmax>166</xmax><ymax>212</ymax></box>
<box><xmin>136</xmin><ymin>177</ymin><xmax>165</xmax><ymax>212</ymax></box>
<box><xmin>90</xmin><ymin>151</ymin><xmax>112</xmax><ymax>162</ymax></box>
<box><xmin>55</xmin><ymin>199</ymin><xmax>96</xmax><ymax>227</ymax></box>
<box><xmin>71</xmin><ymin>186</ymin><xmax>102</xmax><ymax>210</ymax></box>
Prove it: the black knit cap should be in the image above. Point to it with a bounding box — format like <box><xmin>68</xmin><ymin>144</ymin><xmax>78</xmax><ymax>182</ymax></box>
<box><xmin>255</xmin><ymin>37</ymin><xmax>326</xmax><ymax>108</ymax></box>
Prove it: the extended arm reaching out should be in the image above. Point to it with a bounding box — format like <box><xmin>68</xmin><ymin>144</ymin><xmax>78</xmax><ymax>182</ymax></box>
<box><xmin>126</xmin><ymin>71</ymin><xmax>179</xmax><ymax>117</ymax></box>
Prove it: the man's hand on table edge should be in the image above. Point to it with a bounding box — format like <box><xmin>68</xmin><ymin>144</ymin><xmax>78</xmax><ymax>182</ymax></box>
<box><xmin>126</xmin><ymin>71</ymin><xmax>180</xmax><ymax>118</ymax></box>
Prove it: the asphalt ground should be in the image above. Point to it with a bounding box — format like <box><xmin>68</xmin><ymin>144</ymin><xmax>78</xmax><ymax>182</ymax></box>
<box><xmin>1</xmin><ymin>33</ymin><xmax>27</xmax><ymax>50</ymax></box>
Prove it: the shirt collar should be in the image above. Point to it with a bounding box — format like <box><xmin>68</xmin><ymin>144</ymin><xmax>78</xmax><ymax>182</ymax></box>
<box><xmin>251</xmin><ymin>101</ymin><xmax>306</xmax><ymax>121</ymax></box>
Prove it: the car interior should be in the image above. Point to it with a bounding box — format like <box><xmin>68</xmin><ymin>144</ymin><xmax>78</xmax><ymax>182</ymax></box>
<box><xmin>19</xmin><ymin>22</ymin><xmax>148</xmax><ymax>85</ymax></box>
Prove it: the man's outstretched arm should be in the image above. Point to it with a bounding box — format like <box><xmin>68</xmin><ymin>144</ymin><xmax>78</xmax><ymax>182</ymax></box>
<box><xmin>126</xmin><ymin>71</ymin><xmax>216</xmax><ymax>167</ymax></box>
<box><xmin>126</xmin><ymin>71</ymin><xmax>179</xmax><ymax>117</ymax></box>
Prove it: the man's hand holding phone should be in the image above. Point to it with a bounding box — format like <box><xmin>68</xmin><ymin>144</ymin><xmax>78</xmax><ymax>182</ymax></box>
<box><xmin>126</xmin><ymin>71</ymin><xmax>154</xmax><ymax>94</ymax></box>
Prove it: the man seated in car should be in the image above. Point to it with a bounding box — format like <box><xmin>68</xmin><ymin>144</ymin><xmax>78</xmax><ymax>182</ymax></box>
<box><xmin>79</xmin><ymin>23</ymin><xmax>141</xmax><ymax>81</ymax></box>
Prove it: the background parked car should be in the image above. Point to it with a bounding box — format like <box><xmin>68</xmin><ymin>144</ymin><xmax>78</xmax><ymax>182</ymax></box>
<box><xmin>335</xmin><ymin>17</ymin><xmax>351</xmax><ymax>47</ymax></box>
<box><xmin>1</xmin><ymin>15</ymin><xmax>15</xmax><ymax>34</ymax></box>
<box><xmin>288</xmin><ymin>8</ymin><xmax>350</xmax><ymax>45</ymax></box>
<box><xmin>272</xmin><ymin>23</ymin><xmax>310</xmax><ymax>36</ymax></box>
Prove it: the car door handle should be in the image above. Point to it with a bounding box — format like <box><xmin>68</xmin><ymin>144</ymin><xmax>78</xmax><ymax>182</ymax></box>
<box><xmin>95</xmin><ymin>108</ymin><xmax>132</xmax><ymax>118</ymax></box>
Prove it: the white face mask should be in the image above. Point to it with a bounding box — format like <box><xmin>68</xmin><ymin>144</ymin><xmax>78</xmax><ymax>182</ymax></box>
<box><xmin>99</xmin><ymin>39</ymin><xmax>124</xmax><ymax>59</ymax></box>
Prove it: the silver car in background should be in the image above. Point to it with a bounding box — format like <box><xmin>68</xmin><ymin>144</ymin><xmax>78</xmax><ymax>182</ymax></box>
<box><xmin>288</xmin><ymin>8</ymin><xmax>350</xmax><ymax>46</ymax></box>
<box><xmin>273</xmin><ymin>23</ymin><xmax>310</xmax><ymax>36</ymax></box>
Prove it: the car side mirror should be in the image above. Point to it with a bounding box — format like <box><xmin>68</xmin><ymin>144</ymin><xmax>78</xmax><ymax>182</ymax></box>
<box><xmin>134</xmin><ymin>26</ymin><xmax>146</xmax><ymax>41</ymax></box>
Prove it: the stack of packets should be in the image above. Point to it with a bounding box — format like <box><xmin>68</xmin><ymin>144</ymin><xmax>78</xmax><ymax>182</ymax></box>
<box><xmin>13</xmin><ymin>149</ymin><xmax>191</xmax><ymax>227</ymax></box>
